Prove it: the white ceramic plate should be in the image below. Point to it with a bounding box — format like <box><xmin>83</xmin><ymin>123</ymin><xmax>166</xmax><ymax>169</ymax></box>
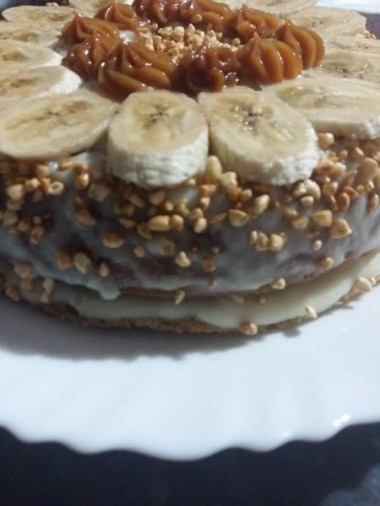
<box><xmin>1</xmin><ymin>1</ymin><xmax>380</xmax><ymax>460</ymax></box>
<box><xmin>1</xmin><ymin>285</ymin><xmax>380</xmax><ymax>459</ymax></box>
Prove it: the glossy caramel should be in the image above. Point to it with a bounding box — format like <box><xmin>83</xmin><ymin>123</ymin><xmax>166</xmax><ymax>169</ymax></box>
<box><xmin>237</xmin><ymin>35</ymin><xmax>303</xmax><ymax>85</ymax></box>
<box><xmin>62</xmin><ymin>34</ymin><xmax>120</xmax><ymax>79</ymax></box>
<box><xmin>61</xmin><ymin>14</ymin><xmax>120</xmax><ymax>46</ymax></box>
<box><xmin>98</xmin><ymin>42</ymin><xmax>177</xmax><ymax>99</ymax></box>
<box><xmin>178</xmin><ymin>46</ymin><xmax>240</xmax><ymax>93</ymax></box>
<box><xmin>95</xmin><ymin>1</ymin><xmax>141</xmax><ymax>31</ymax></box>
<box><xmin>276</xmin><ymin>23</ymin><xmax>325</xmax><ymax>69</ymax></box>
<box><xmin>60</xmin><ymin>1</ymin><xmax>325</xmax><ymax>97</ymax></box>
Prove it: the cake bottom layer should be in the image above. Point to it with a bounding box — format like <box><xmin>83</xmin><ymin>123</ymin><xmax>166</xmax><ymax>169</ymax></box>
<box><xmin>2</xmin><ymin>250</ymin><xmax>380</xmax><ymax>334</ymax></box>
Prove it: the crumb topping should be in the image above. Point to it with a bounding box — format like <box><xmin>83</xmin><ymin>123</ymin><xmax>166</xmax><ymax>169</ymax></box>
<box><xmin>1</xmin><ymin>133</ymin><xmax>380</xmax><ymax>294</ymax></box>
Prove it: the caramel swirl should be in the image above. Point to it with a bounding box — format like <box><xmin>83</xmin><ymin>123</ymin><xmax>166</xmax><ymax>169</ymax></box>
<box><xmin>275</xmin><ymin>23</ymin><xmax>325</xmax><ymax>69</ymax></box>
<box><xmin>95</xmin><ymin>1</ymin><xmax>141</xmax><ymax>31</ymax></box>
<box><xmin>234</xmin><ymin>6</ymin><xmax>283</xmax><ymax>42</ymax></box>
<box><xmin>132</xmin><ymin>0</ymin><xmax>179</xmax><ymax>25</ymax></box>
<box><xmin>61</xmin><ymin>14</ymin><xmax>120</xmax><ymax>46</ymax></box>
<box><xmin>59</xmin><ymin>2</ymin><xmax>325</xmax><ymax>96</ymax></box>
<box><xmin>237</xmin><ymin>35</ymin><xmax>303</xmax><ymax>85</ymax></box>
<box><xmin>132</xmin><ymin>0</ymin><xmax>231</xmax><ymax>32</ymax></box>
<box><xmin>62</xmin><ymin>34</ymin><xmax>119</xmax><ymax>79</ymax></box>
<box><xmin>192</xmin><ymin>0</ymin><xmax>232</xmax><ymax>33</ymax></box>
<box><xmin>98</xmin><ymin>42</ymin><xmax>177</xmax><ymax>99</ymax></box>
<box><xmin>178</xmin><ymin>46</ymin><xmax>240</xmax><ymax>94</ymax></box>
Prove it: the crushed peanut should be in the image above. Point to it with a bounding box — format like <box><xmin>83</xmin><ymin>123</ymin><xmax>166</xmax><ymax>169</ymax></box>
<box><xmin>318</xmin><ymin>132</ymin><xmax>335</xmax><ymax>149</ymax></box>
<box><xmin>311</xmin><ymin>210</ymin><xmax>333</xmax><ymax>228</ymax></box>
<box><xmin>174</xmin><ymin>290</ymin><xmax>186</xmax><ymax>305</ymax></box>
<box><xmin>57</xmin><ymin>251</ymin><xmax>73</xmax><ymax>270</ymax></box>
<box><xmin>99</xmin><ymin>262</ymin><xmax>110</xmax><ymax>278</ymax></box>
<box><xmin>368</xmin><ymin>194</ymin><xmax>380</xmax><ymax>212</ymax></box>
<box><xmin>305</xmin><ymin>305</ymin><xmax>318</xmax><ymax>319</ymax></box>
<box><xmin>147</xmin><ymin>215</ymin><xmax>171</xmax><ymax>232</ymax></box>
<box><xmin>252</xmin><ymin>194</ymin><xmax>270</xmax><ymax>215</ymax></box>
<box><xmin>271</xmin><ymin>278</ymin><xmax>286</xmax><ymax>290</ymax></box>
<box><xmin>330</xmin><ymin>219</ymin><xmax>352</xmax><ymax>239</ymax></box>
<box><xmin>6</xmin><ymin>184</ymin><xmax>25</xmax><ymax>201</ymax></box>
<box><xmin>239</xmin><ymin>322</ymin><xmax>258</xmax><ymax>336</ymax></box>
<box><xmin>194</xmin><ymin>217</ymin><xmax>208</xmax><ymax>234</ymax></box>
<box><xmin>42</xmin><ymin>277</ymin><xmax>55</xmax><ymax>295</ymax></box>
<box><xmin>268</xmin><ymin>233</ymin><xmax>285</xmax><ymax>252</ymax></box>
<box><xmin>76</xmin><ymin>208</ymin><xmax>97</xmax><ymax>226</ymax></box>
<box><xmin>47</xmin><ymin>181</ymin><xmax>65</xmax><ymax>196</ymax></box>
<box><xmin>175</xmin><ymin>251</ymin><xmax>191</xmax><ymax>268</ymax></box>
<box><xmin>14</xmin><ymin>263</ymin><xmax>32</xmax><ymax>280</ymax></box>
<box><xmin>318</xmin><ymin>256</ymin><xmax>335</xmax><ymax>270</ymax></box>
<box><xmin>228</xmin><ymin>209</ymin><xmax>249</xmax><ymax>227</ymax></box>
<box><xmin>73</xmin><ymin>252</ymin><xmax>92</xmax><ymax>274</ymax></box>
<box><xmin>101</xmin><ymin>233</ymin><xmax>125</xmax><ymax>249</ymax></box>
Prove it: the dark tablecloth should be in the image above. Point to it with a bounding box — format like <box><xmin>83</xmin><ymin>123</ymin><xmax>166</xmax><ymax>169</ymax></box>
<box><xmin>1</xmin><ymin>423</ymin><xmax>380</xmax><ymax>506</ymax></box>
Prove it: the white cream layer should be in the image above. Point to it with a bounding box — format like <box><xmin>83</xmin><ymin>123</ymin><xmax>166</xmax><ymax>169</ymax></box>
<box><xmin>13</xmin><ymin>251</ymin><xmax>380</xmax><ymax>329</ymax></box>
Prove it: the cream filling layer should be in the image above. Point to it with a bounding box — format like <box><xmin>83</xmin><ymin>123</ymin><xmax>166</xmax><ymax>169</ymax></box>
<box><xmin>10</xmin><ymin>251</ymin><xmax>380</xmax><ymax>329</ymax></box>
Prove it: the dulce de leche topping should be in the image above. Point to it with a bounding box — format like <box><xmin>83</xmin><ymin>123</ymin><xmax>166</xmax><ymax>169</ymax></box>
<box><xmin>98</xmin><ymin>42</ymin><xmax>177</xmax><ymax>98</ymax></box>
<box><xmin>178</xmin><ymin>46</ymin><xmax>240</xmax><ymax>94</ymax></box>
<box><xmin>276</xmin><ymin>22</ymin><xmax>325</xmax><ymax>69</ymax></box>
<box><xmin>95</xmin><ymin>1</ymin><xmax>141</xmax><ymax>31</ymax></box>
<box><xmin>237</xmin><ymin>35</ymin><xmax>303</xmax><ymax>85</ymax></box>
<box><xmin>61</xmin><ymin>14</ymin><xmax>120</xmax><ymax>46</ymax></box>
<box><xmin>60</xmin><ymin>1</ymin><xmax>325</xmax><ymax>97</ymax></box>
<box><xmin>62</xmin><ymin>34</ymin><xmax>120</xmax><ymax>79</ymax></box>
<box><xmin>133</xmin><ymin>0</ymin><xmax>232</xmax><ymax>33</ymax></box>
<box><xmin>234</xmin><ymin>6</ymin><xmax>282</xmax><ymax>42</ymax></box>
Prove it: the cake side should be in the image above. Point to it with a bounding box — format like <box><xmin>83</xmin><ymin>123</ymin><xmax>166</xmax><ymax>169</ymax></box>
<box><xmin>0</xmin><ymin>0</ymin><xmax>379</xmax><ymax>334</ymax></box>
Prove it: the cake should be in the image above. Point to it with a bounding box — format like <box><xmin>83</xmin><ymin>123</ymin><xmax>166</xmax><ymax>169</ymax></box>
<box><xmin>0</xmin><ymin>0</ymin><xmax>380</xmax><ymax>334</ymax></box>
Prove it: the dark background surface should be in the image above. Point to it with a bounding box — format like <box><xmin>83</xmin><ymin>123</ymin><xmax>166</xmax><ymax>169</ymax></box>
<box><xmin>2</xmin><ymin>422</ymin><xmax>380</xmax><ymax>506</ymax></box>
<box><xmin>1</xmin><ymin>2</ymin><xmax>380</xmax><ymax>505</ymax></box>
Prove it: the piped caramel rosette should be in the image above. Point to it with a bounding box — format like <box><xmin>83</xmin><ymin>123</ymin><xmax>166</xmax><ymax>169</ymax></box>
<box><xmin>95</xmin><ymin>1</ymin><xmax>141</xmax><ymax>31</ymax></box>
<box><xmin>61</xmin><ymin>14</ymin><xmax>121</xmax><ymax>46</ymax></box>
<box><xmin>237</xmin><ymin>35</ymin><xmax>303</xmax><ymax>85</ymax></box>
<box><xmin>63</xmin><ymin>34</ymin><xmax>120</xmax><ymax>80</ymax></box>
<box><xmin>99</xmin><ymin>42</ymin><xmax>177</xmax><ymax>98</ymax></box>
<box><xmin>178</xmin><ymin>46</ymin><xmax>241</xmax><ymax>93</ymax></box>
<box><xmin>234</xmin><ymin>6</ymin><xmax>282</xmax><ymax>41</ymax></box>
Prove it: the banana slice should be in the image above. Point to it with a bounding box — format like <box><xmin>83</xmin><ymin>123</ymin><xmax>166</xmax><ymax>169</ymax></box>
<box><xmin>224</xmin><ymin>0</ymin><xmax>315</xmax><ymax>16</ymax></box>
<box><xmin>69</xmin><ymin>0</ymin><xmax>133</xmax><ymax>17</ymax></box>
<box><xmin>0</xmin><ymin>90</ymin><xmax>117</xmax><ymax>160</ymax></box>
<box><xmin>107</xmin><ymin>90</ymin><xmax>209</xmax><ymax>188</ymax></box>
<box><xmin>0</xmin><ymin>67</ymin><xmax>82</xmax><ymax>109</ymax></box>
<box><xmin>0</xmin><ymin>40</ymin><xmax>61</xmax><ymax>70</ymax></box>
<box><xmin>326</xmin><ymin>35</ymin><xmax>380</xmax><ymax>55</ymax></box>
<box><xmin>0</xmin><ymin>21</ymin><xmax>59</xmax><ymax>48</ymax></box>
<box><xmin>266</xmin><ymin>74</ymin><xmax>380</xmax><ymax>138</ymax></box>
<box><xmin>289</xmin><ymin>8</ymin><xmax>367</xmax><ymax>38</ymax></box>
<box><xmin>319</xmin><ymin>49</ymin><xmax>380</xmax><ymax>84</ymax></box>
<box><xmin>2</xmin><ymin>6</ymin><xmax>76</xmax><ymax>30</ymax></box>
<box><xmin>198</xmin><ymin>87</ymin><xmax>319</xmax><ymax>186</ymax></box>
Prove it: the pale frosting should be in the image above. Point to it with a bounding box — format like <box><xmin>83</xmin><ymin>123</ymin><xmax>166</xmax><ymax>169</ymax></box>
<box><xmin>0</xmin><ymin>147</ymin><xmax>380</xmax><ymax>298</ymax></box>
<box><xmin>5</xmin><ymin>250</ymin><xmax>380</xmax><ymax>329</ymax></box>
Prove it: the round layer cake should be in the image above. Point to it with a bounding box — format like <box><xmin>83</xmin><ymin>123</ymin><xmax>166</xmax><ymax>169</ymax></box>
<box><xmin>0</xmin><ymin>0</ymin><xmax>380</xmax><ymax>334</ymax></box>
